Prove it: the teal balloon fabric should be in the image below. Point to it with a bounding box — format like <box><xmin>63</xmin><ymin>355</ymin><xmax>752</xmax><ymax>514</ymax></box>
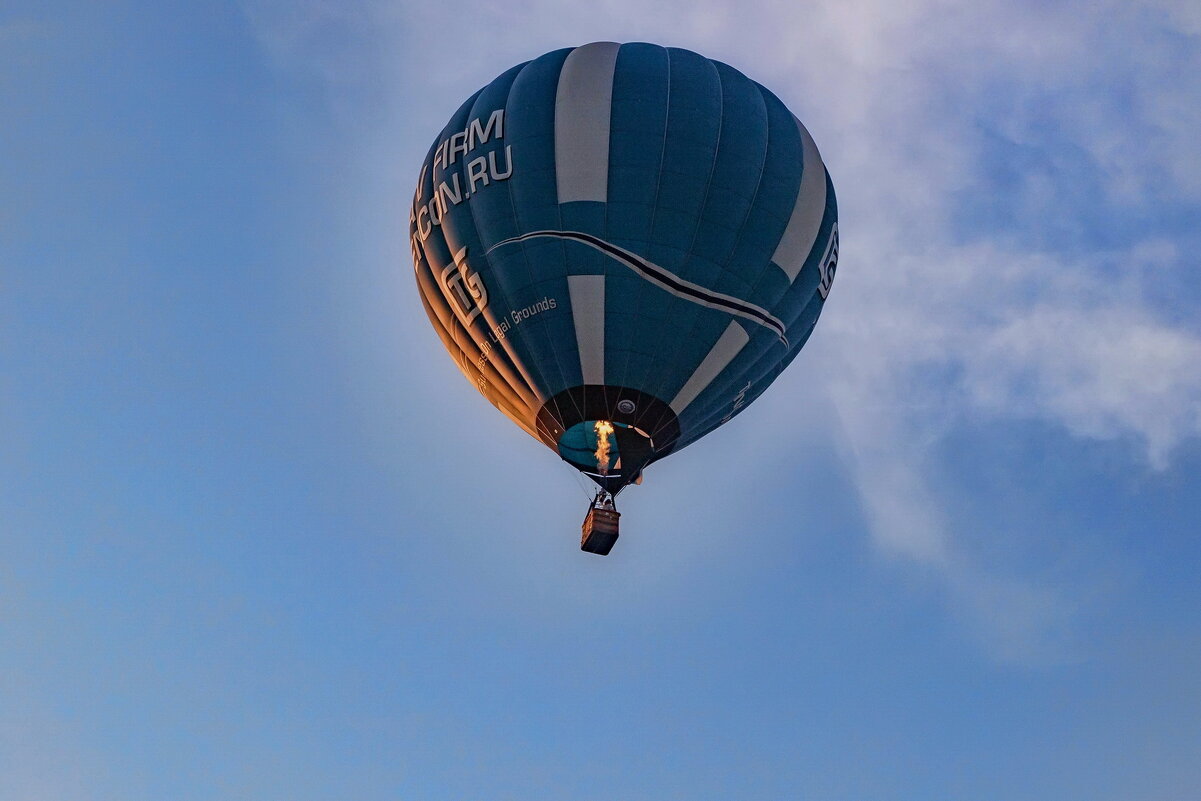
<box><xmin>410</xmin><ymin>42</ymin><xmax>838</xmax><ymax>490</ymax></box>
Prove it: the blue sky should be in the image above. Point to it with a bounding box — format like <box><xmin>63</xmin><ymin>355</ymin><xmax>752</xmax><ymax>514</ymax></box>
<box><xmin>3</xmin><ymin>1</ymin><xmax>1200</xmax><ymax>799</ymax></box>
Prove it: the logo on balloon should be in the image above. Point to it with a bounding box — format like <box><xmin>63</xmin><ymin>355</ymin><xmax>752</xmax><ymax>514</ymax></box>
<box><xmin>818</xmin><ymin>224</ymin><xmax>839</xmax><ymax>300</ymax></box>
<box><xmin>439</xmin><ymin>246</ymin><xmax>489</xmax><ymax>326</ymax></box>
<box><xmin>721</xmin><ymin>381</ymin><xmax>753</xmax><ymax>425</ymax></box>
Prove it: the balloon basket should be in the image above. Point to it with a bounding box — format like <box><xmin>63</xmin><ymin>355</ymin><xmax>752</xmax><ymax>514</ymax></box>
<box><xmin>581</xmin><ymin>506</ymin><xmax>621</xmax><ymax>555</ymax></box>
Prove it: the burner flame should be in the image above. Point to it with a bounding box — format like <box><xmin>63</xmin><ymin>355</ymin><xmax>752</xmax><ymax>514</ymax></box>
<box><xmin>594</xmin><ymin>420</ymin><xmax>615</xmax><ymax>475</ymax></box>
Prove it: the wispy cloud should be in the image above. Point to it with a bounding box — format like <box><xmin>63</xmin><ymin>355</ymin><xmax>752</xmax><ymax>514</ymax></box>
<box><xmin>781</xmin><ymin>0</ymin><xmax>1201</xmax><ymax>659</ymax></box>
<box><xmin>243</xmin><ymin>0</ymin><xmax>1201</xmax><ymax>661</ymax></box>
<box><xmin>743</xmin><ymin>3</ymin><xmax>1201</xmax><ymax>452</ymax></box>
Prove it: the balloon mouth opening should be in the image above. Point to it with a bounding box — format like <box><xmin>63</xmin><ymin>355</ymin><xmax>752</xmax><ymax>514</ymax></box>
<box><xmin>536</xmin><ymin>384</ymin><xmax>680</xmax><ymax>492</ymax></box>
<box><xmin>557</xmin><ymin>419</ymin><xmax>652</xmax><ymax>479</ymax></box>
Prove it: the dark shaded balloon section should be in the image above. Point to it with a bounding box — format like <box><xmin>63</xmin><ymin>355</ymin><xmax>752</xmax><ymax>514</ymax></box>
<box><xmin>410</xmin><ymin>42</ymin><xmax>838</xmax><ymax>494</ymax></box>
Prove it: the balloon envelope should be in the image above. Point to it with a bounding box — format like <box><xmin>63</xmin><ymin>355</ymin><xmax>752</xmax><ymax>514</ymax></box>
<box><xmin>410</xmin><ymin>42</ymin><xmax>838</xmax><ymax>491</ymax></box>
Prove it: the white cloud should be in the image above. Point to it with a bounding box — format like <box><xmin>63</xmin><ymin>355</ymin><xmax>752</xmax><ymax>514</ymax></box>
<box><xmin>966</xmin><ymin>303</ymin><xmax>1201</xmax><ymax>467</ymax></box>
<box><xmin>783</xmin><ymin>0</ymin><xmax>1201</xmax><ymax>658</ymax></box>
<box><xmin>242</xmin><ymin>0</ymin><xmax>1201</xmax><ymax>660</ymax></box>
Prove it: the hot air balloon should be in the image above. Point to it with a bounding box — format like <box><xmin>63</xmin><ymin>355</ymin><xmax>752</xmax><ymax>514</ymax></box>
<box><xmin>409</xmin><ymin>42</ymin><xmax>838</xmax><ymax>554</ymax></box>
